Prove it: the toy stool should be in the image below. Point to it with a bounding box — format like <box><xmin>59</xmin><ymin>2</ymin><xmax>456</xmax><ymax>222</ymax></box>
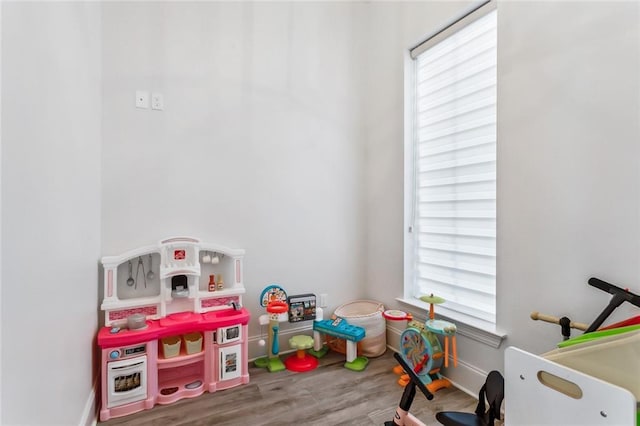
<box><xmin>284</xmin><ymin>335</ymin><xmax>318</xmax><ymax>372</ymax></box>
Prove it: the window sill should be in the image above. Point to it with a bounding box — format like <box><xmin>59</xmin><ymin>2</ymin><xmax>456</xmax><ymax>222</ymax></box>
<box><xmin>397</xmin><ymin>298</ymin><xmax>507</xmax><ymax>349</ymax></box>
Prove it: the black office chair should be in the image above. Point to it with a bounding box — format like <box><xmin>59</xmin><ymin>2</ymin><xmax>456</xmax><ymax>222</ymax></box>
<box><xmin>435</xmin><ymin>370</ymin><xmax>504</xmax><ymax>426</ymax></box>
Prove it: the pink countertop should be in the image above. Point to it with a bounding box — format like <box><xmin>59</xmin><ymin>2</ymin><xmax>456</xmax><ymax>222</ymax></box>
<box><xmin>98</xmin><ymin>308</ymin><xmax>251</xmax><ymax>349</ymax></box>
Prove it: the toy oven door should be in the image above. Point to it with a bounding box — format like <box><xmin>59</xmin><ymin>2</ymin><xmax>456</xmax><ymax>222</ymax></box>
<box><xmin>107</xmin><ymin>355</ymin><xmax>147</xmax><ymax>408</ymax></box>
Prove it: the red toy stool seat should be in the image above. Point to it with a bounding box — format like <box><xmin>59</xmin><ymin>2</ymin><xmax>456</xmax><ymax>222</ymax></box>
<box><xmin>285</xmin><ymin>335</ymin><xmax>318</xmax><ymax>372</ymax></box>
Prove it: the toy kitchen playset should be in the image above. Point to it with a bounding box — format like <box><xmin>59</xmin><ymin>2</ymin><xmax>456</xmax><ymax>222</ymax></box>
<box><xmin>97</xmin><ymin>236</ymin><xmax>251</xmax><ymax>421</ymax></box>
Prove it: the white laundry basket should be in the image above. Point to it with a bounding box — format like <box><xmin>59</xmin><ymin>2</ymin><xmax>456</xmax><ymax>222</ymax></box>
<box><xmin>332</xmin><ymin>300</ymin><xmax>386</xmax><ymax>357</ymax></box>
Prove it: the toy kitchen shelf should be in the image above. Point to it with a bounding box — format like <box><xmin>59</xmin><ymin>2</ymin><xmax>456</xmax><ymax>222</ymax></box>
<box><xmin>100</xmin><ymin>236</ymin><xmax>245</xmax><ymax>324</ymax></box>
<box><xmin>97</xmin><ymin>237</ymin><xmax>251</xmax><ymax>422</ymax></box>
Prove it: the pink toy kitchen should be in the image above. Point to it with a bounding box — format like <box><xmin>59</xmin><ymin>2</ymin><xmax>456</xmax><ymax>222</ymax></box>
<box><xmin>97</xmin><ymin>236</ymin><xmax>251</xmax><ymax>422</ymax></box>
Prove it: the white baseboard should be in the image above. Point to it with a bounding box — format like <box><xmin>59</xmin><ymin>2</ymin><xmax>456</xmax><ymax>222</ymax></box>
<box><xmin>386</xmin><ymin>324</ymin><xmax>486</xmax><ymax>398</ymax></box>
<box><xmin>79</xmin><ymin>378</ymin><xmax>98</xmax><ymax>426</ymax></box>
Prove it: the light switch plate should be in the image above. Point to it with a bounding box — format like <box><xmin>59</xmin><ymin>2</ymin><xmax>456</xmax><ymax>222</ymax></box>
<box><xmin>319</xmin><ymin>293</ymin><xmax>328</xmax><ymax>308</ymax></box>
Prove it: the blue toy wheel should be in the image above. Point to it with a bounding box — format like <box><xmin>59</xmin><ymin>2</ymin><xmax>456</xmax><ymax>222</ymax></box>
<box><xmin>400</xmin><ymin>327</ymin><xmax>434</xmax><ymax>379</ymax></box>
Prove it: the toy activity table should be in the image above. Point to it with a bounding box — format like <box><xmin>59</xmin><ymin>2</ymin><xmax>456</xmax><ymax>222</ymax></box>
<box><xmin>312</xmin><ymin>317</ymin><xmax>368</xmax><ymax>371</ymax></box>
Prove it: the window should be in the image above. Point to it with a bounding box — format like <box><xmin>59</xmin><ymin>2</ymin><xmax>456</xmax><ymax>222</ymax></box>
<box><xmin>404</xmin><ymin>2</ymin><xmax>497</xmax><ymax>327</ymax></box>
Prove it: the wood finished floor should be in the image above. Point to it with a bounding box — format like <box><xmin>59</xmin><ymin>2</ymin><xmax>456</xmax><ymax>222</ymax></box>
<box><xmin>99</xmin><ymin>350</ymin><xmax>477</xmax><ymax>426</ymax></box>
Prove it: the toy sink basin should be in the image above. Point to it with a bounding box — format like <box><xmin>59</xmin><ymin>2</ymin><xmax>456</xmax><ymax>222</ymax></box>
<box><xmin>203</xmin><ymin>307</ymin><xmax>250</xmax><ymax>325</ymax></box>
<box><xmin>159</xmin><ymin>311</ymin><xmax>201</xmax><ymax>327</ymax></box>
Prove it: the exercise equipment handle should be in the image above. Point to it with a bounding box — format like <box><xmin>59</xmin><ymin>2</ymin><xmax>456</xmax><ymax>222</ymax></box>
<box><xmin>587</xmin><ymin>277</ymin><xmax>640</xmax><ymax>332</ymax></box>
<box><xmin>393</xmin><ymin>351</ymin><xmax>434</xmax><ymax>401</ymax></box>
<box><xmin>530</xmin><ymin>312</ymin><xmax>588</xmax><ymax>331</ymax></box>
<box><xmin>588</xmin><ymin>277</ymin><xmax>640</xmax><ymax>307</ymax></box>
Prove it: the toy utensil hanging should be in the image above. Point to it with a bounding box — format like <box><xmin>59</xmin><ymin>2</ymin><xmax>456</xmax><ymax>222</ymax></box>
<box><xmin>126</xmin><ymin>260</ymin><xmax>134</xmax><ymax>286</ymax></box>
<box><xmin>135</xmin><ymin>256</ymin><xmax>147</xmax><ymax>289</ymax></box>
<box><xmin>146</xmin><ymin>254</ymin><xmax>154</xmax><ymax>281</ymax></box>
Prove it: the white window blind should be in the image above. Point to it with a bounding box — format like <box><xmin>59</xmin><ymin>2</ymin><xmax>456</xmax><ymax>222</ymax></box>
<box><xmin>410</xmin><ymin>8</ymin><xmax>497</xmax><ymax>324</ymax></box>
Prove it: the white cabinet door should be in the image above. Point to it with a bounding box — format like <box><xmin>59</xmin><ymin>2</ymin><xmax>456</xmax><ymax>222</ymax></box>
<box><xmin>219</xmin><ymin>344</ymin><xmax>241</xmax><ymax>381</ymax></box>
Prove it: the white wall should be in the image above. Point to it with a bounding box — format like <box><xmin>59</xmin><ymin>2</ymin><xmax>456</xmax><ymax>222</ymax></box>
<box><xmin>497</xmin><ymin>0</ymin><xmax>640</xmax><ymax>354</ymax></box>
<box><xmin>0</xmin><ymin>3</ymin><xmax>4</xmax><ymax>422</ymax></box>
<box><xmin>363</xmin><ymin>0</ymin><xmax>640</xmax><ymax>392</ymax></box>
<box><xmin>100</xmin><ymin>2</ymin><xmax>367</xmax><ymax>340</ymax></box>
<box><xmin>1</xmin><ymin>2</ymin><xmax>102</xmax><ymax>425</ymax></box>
<box><xmin>2</xmin><ymin>1</ymin><xmax>639</xmax><ymax>423</ymax></box>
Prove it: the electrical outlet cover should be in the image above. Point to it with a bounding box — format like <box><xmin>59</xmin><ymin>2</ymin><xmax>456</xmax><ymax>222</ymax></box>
<box><xmin>151</xmin><ymin>93</ymin><xmax>164</xmax><ymax>110</ymax></box>
<box><xmin>135</xmin><ymin>90</ymin><xmax>149</xmax><ymax>109</ymax></box>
